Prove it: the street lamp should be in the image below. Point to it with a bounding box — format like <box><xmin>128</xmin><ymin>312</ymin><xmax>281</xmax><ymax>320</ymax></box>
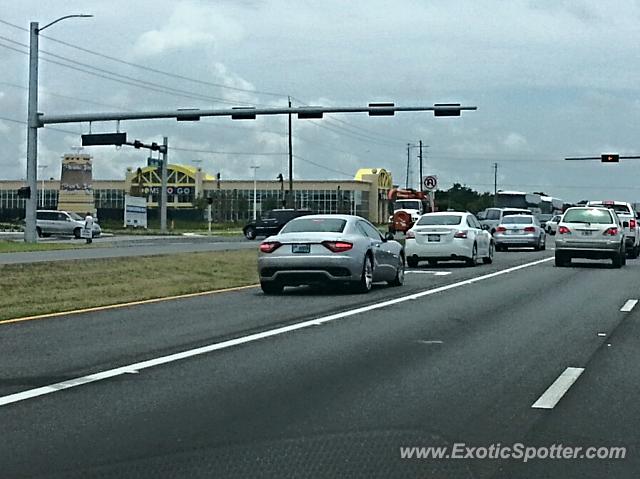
<box><xmin>25</xmin><ymin>14</ymin><xmax>93</xmax><ymax>243</ymax></box>
<box><xmin>37</xmin><ymin>164</ymin><xmax>48</xmax><ymax>207</ymax></box>
<box><xmin>250</xmin><ymin>165</ymin><xmax>260</xmax><ymax>220</ymax></box>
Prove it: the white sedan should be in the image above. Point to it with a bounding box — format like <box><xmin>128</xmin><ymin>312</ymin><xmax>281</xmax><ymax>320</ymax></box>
<box><xmin>405</xmin><ymin>212</ymin><xmax>494</xmax><ymax>267</ymax></box>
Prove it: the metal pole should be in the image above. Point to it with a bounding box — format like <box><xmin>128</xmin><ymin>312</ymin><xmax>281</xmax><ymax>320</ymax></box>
<box><xmin>250</xmin><ymin>166</ymin><xmax>260</xmax><ymax>220</ymax></box>
<box><xmin>418</xmin><ymin>140</ymin><xmax>423</xmax><ymax>191</ymax></box>
<box><xmin>288</xmin><ymin>97</ymin><xmax>293</xmax><ymax>208</ymax></box>
<box><xmin>25</xmin><ymin>21</ymin><xmax>39</xmax><ymax>243</ymax></box>
<box><xmin>160</xmin><ymin>136</ymin><xmax>168</xmax><ymax>232</ymax></box>
<box><xmin>405</xmin><ymin>144</ymin><xmax>410</xmax><ymax>189</ymax></box>
<box><xmin>493</xmin><ymin>162</ymin><xmax>498</xmax><ymax>206</ymax></box>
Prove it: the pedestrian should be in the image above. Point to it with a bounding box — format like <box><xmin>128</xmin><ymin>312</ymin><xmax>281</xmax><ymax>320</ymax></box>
<box><xmin>84</xmin><ymin>211</ymin><xmax>94</xmax><ymax>244</ymax></box>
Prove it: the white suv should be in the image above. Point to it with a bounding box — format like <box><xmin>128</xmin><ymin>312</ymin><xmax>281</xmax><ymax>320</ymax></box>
<box><xmin>478</xmin><ymin>208</ymin><xmax>533</xmax><ymax>234</ymax></box>
<box><xmin>586</xmin><ymin>201</ymin><xmax>640</xmax><ymax>258</ymax></box>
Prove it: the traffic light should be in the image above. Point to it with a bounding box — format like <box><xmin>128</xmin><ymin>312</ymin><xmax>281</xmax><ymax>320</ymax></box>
<box><xmin>434</xmin><ymin>103</ymin><xmax>462</xmax><ymax>117</ymax></box>
<box><xmin>601</xmin><ymin>153</ymin><xmax>620</xmax><ymax>163</ymax></box>
<box><xmin>17</xmin><ymin>186</ymin><xmax>31</xmax><ymax>199</ymax></box>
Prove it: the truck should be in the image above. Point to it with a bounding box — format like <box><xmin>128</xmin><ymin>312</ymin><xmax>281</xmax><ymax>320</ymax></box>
<box><xmin>387</xmin><ymin>188</ymin><xmax>430</xmax><ymax>233</ymax></box>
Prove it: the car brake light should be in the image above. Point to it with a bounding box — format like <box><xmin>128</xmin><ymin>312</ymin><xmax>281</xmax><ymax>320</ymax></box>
<box><xmin>496</xmin><ymin>226</ymin><xmax>506</xmax><ymax>233</ymax></box>
<box><xmin>558</xmin><ymin>226</ymin><xmax>571</xmax><ymax>234</ymax></box>
<box><xmin>524</xmin><ymin>226</ymin><xmax>535</xmax><ymax>232</ymax></box>
<box><xmin>259</xmin><ymin>241</ymin><xmax>282</xmax><ymax>253</ymax></box>
<box><xmin>322</xmin><ymin>241</ymin><xmax>353</xmax><ymax>253</ymax></box>
<box><xmin>454</xmin><ymin>230</ymin><xmax>468</xmax><ymax>238</ymax></box>
<box><xmin>603</xmin><ymin>227</ymin><xmax>618</xmax><ymax>236</ymax></box>
<box><xmin>630</xmin><ymin>219</ymin><xmax>637</xmax><ymax>229</ymax></box>
<box><xmin>405</xmin><ymin>230</ymin><xmax>415</xmax><ymax>239</ymax></box>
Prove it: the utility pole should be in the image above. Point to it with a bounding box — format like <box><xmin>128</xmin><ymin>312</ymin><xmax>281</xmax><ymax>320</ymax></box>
<box><xmin>288</xmin><ymin>96</ymin><xmax>293</xmax><ymax>208</ymax></box>
<box><xmin>160</xmin><ymin>136</ymin><xmax>168</xmax><ymax>232</ymax></box>
<box><xmin>418</xmin><ymin>140</ymin><xmax>423</xmax><ymax>191</ymax></box>
<box><xmin>493</xmin><ymin>162</ymin><xmax>498</xmax><ymax>206</ymax></box>
<box><xmin>406</xmin><ymin>143</ymin><xmax>411</xmax><ymax>189</ymax></box>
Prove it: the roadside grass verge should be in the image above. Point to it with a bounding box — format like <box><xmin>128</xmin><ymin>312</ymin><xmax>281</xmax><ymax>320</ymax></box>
<box><xmin>0</xmin><ymin>241</ymin><xmax>81</xmax><ymax>254</ymax></box>
<box><xmin>0</xmin><ymin>249</ymin><xmax>258</xmax><ymax>321</ymax></box>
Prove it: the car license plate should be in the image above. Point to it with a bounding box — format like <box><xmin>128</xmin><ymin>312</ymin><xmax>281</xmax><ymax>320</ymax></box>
<box><xmin>506</xmin><ymin>229</ymin><xmax>521</xmax><ymax>235</ymax></box>
<box><xmin>427</xmin><ymin>235</ymin><xmax>440</xmax><ymax>242</ymax></box>
<box><xmin>291</xmin><ymin>244</ymin><xmax>310</xmax><ymax>253</ymax></box>
<box><xmin>581</xmin><ymin>231</ymin><xmax>592</xmax><ymax>236</ymax></box>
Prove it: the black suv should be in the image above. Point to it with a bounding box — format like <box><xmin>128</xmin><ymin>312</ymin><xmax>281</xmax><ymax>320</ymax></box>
<box><xmin>243</xmin><ymin>209</ymin><xmax>311</xmax><ymax>240</ymax></box>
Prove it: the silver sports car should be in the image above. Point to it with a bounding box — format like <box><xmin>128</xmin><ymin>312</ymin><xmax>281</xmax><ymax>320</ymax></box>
<box><xmin>258</xmin><ymin>214</ymin><xmax>405</xmax><ymax>294</ymax></box>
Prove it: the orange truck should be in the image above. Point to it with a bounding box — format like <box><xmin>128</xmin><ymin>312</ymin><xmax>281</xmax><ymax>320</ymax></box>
<box><xmin>387</xmin><ymin>188</ymin><xmax>430</xmax><ymax>233</ymax></box>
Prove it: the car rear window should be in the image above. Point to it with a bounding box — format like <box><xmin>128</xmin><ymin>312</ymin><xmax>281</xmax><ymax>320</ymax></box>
<box><xmin>589</xmin><ymin>203</ymin><xmax>631</xmax><ymax>215</ymax></box>
<box><xmin>502</xmin><ymin>216</ymin><xmax>533</xmax><ymax>224</ymax></box>
<box><xmin>417</xmin><ymin>215</ymin><xmax>462</xmax><ymax>226</ymax></box>
<box><xmin>563</xmin><ymin>209</ymin><xmax>613</xmax><ymax>224</ymax></box>
<box><xmin>281</xmin><ymin>218</ymin><xmax>347</xmax><ymax>233</ymax></box>
<box><xmin>502</xmin><ymin>210</ymin><xmax>531</xmax><ymax>217</ymax></box>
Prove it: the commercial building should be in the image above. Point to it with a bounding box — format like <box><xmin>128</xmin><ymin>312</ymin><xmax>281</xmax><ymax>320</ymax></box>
<box><xmin>0</xmin><ymin>160</ymin><xmax>395</xmax><ymax>224</ymax></box>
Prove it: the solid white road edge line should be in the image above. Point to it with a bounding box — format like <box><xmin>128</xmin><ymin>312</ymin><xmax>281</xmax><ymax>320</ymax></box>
<box><xmin>620</xmin><ymin>299</ymin><xmax>638</xmax><ymax>312</ymax></box>
<box><xmin>531</xmin><ymin>367</ymin><xmax>585</xmax><ymax>409</ymax></box>
<box><xmin>0</xmin><ymin>256</ymin><xmax>553</xmax><ymax>407</ymax></box>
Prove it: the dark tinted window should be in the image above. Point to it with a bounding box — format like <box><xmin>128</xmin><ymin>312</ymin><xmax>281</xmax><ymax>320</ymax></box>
<box><xmin>281</xmin><ymin>218</ymin><xmax>346</xmax><ymax>233</ymax></box>
<box><xmin>417</xmin><ymin>215</ymin><xmax>462</xmax><ymax>226</ymax></box>
<box><xmin>486</xmin><ymin>209</ymin><xmax>500</xmax><ymax>220</ymax></box>
<box><xmin>502</xmin><ymin>216</ymin><xmax>533</xmax><ymax>224</ymax></box>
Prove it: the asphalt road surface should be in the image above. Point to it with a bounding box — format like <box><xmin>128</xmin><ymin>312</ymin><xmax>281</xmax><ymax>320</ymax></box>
<box><xmin>2</xmin><ymin>240</ymin><xmax>639</xmax><ymax>478</ymax></box>
<box><xmin>0</xmin><ymin>235</ymin><xmax>254</xmax><ymax>264</ymax></box>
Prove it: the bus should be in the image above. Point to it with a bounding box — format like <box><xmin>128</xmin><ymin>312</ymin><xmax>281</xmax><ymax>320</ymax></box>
<box><xmin>495</xmin><ymin>191</ymin><xmax>542</xmax><ymax>214</ymax></box>
<box><xmin>539</xmin><ymin>195</ymin><xmax>564</xmax><ymax>215</ymax></box>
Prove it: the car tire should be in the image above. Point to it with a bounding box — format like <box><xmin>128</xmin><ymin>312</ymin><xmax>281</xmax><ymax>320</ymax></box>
<box><xmin>261</xmin><ymin>281</ymin><xmax>283</xmax><ymax>295</ymax></box>
<box><xmin>73</xmin><ymin>227</ymin><xmax>81</xmax><ymax>239</ymax></box>
<box><xmin>465</xmin><ymin>243</ymin><xmax>478</xmax><ymax>267</ymax></box>
<box><xmin>354</xmin><ymin>255</ymin><xmax>374</xmax><ymax>293</ymax></box>
<box><xmin>540</xmin><ymin>236</ymin><xmax>546</xmax><ymax>251</ymax></box>
<box><xmin>483</xmin><ymin>242</ymin><xmax>494</xmax><ymax>264</ymax></box>
<box><xmin>407</xmin><ymin>257</ymin><xmax>419</xmax><ymax>268</ymax></box>
<box><xmin>427</xmin><ymin>259</ymin><xmax>438</xmax><ymax>266</ymax></box>
<box><xmin>244</xmin><ymin>226</ymin><xmax>257</xmax><ymax>240</ymax></box>
<box><xmin>388</xmin><ymin>255</ymin><xmax>405</xmax><ymax>287</ymax></box>
<box><xmin>555</xmin><ymin>252</ymin><xmax>570</xmax><ymax>267</ymax></box>
<box><xmin>612</xmin><ymin>252</ymin><xmax>623</xmax><ymax>268</ymax></box>
<box><xmin>630</xmin><ymin>245</ymin><xmax>640</xmax><ymax>259</ymax></box>
<box><xmin>36</xmin><ymin>227</ymin><xmax>43</xmax><ymax>238</ymax></box>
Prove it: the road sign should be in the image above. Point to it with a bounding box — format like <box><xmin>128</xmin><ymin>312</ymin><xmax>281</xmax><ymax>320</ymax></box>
<box><xmin>423</xmin><ymin>175</ymin><xmax>438</xmax><ymax>190</ymax></box>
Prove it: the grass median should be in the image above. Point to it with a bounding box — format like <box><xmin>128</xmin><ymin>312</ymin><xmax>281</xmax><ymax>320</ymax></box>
<box><xmin>0</xmin><ymin>241</ymin><xmax>82</xmax><ymax>253</ymax></box>
<box><xmin>0</xmin><ymin>249</ymin><xmax>259</xmax><ymax>321</ymax></box>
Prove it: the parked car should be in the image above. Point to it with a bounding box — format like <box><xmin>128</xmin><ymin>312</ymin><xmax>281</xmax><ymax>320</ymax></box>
<box><xmin>478</xmin><ymin>207</ymin><xmax>533</xmax><ymax>234</ymax></box>
<box><xmin>35</xmin><ymin>210</ymin><xmax>101</xmax><ymax>238</ymax></box>
<box><xmin>545</xmin><ymin>214</ymin><xmax>562</xmax><ymax>235</ymax></box>
<box><xmin>586</xmin><ymin>201</ymin><xmax>640</xmax><ymax>258</ymax></box>
<box><xmin>405</xmin><ymin>212</ymin><xmax>494</xmax><ymax>267</ymax></box>
<box><xmin>258</xmin><ymin>214</ymin><xmax>405</xmax><ymax>294</ymax></box>
<box><xmin>243</xmin><ymin>209</ymin><xmax>311</xmax><ymax>240</ymax></box>
<box><xmin>555</xmin><ymin>207</ymin><xmax>626</xmax><ymax>268</ymax></box>
<box><xmin>493</xmin><ymin>215</ymin><xmax>546</xmax><ymax>251</ymax></box>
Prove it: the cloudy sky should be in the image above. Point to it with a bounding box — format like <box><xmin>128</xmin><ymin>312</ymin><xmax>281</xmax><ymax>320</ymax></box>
<box><xmin>1</xmin><ymin>0</ymin><xmax>640</xmax><ymax>202</ymax></box>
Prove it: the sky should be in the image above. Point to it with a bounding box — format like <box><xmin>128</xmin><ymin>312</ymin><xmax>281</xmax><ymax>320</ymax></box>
<box><xmin>1</xmin><ymin>0</ymin><xmax>640</xmax><ymax>203</ymax></box>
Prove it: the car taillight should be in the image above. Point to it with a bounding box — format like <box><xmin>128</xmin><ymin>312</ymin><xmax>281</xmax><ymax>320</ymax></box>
<box><xmin>454</xmin><ymin>230</ymin><xmax>468</xmax><ymax>238</ymax></box>
<box><xmin>259</xmin><ymin>241</ymin><xmax>282</xmax><ymax>253</ymax></box>
<box><xmin>322</xmin><ymin>241</ymin><xmax>353</xmax><ymax>252</ymax></box>
<box><xmin>603</xmin><ymin>227</ymin><xmax>618</xmax><ymax>236</ymax></box>
<box><xmin>558</xmin><ymin>226</ymin><xmax>571</xmax><ymax>234</ymax></box>
<box><xmin>524</xmin><ymin>226</ymin><xmax>535</xmax><ymax>232</ymax></box>
<box><xmin>405</xmin><ymin>230</ymin><xmax>415</xmax><ymax>239</ymax></box>
<box><xmin>630</xmin><ymin>219</ymin><xmax>637</xmax><ymax>229</ymax></box>
<box><xmin>496</xmin><ymin>226</ymin><xmax>506</xmax><ymax>233</ymax></box>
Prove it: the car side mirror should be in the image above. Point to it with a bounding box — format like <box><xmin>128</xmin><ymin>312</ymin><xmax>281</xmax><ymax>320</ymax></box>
<box><xmin>481</xmin><ymin>224</ymin><xmax>490</xmax><ymax>231</ymax></box>
<box><xmin>384</xmin><ymin>232</ymin><xmax>394</xmax><ymax>241</ymax></box>
<box><xmin>623</xmin><ymin>221</ymin><xmax>629</xmax><ymax>228</ymax></box>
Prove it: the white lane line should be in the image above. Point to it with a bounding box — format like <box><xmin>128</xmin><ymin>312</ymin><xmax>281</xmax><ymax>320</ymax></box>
<box><xmin>620</xmin><ymin>299</ymin><xmax>638</xmax><ymax>312</ymax></box>
<box><xmin>531</xmin><ymin>367</ymin><xmax>585</xmax><ymax>409</ymax></box>
<box><xmin>406</xmin><ymin>270</ymin><xmax>452</xmax><ymax>276</ymax></box>
<box><xmin>0</xmin><ymin>256</ymin><xmax>553</xmax><ymax>407</ymax></box>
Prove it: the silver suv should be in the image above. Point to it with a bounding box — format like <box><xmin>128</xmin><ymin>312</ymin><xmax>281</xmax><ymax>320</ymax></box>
<box><xmin>36</xmin><ymin>210</ymin><xmax>101</xmax><ymax>239</ymax></box>
<box><xmin>586</xmin><ymin>201</ymin><xmax>640</xmax><ymax>258</ymax></box>
<box><xmin>555</xmin><ymin>207</ymin><xmax>625</xmax><ymax>268</ymax></box>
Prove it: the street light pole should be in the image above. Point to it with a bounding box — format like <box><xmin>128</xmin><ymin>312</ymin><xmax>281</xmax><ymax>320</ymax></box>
<box><xmin>250</xmin><ymin>165</ymin><xmax>260</xmax><ymax>220</ymax></box>
<box><xmin>24</xmin><ymin>14</ymin><xmax>92</xmax><ymax>243</ymax></box>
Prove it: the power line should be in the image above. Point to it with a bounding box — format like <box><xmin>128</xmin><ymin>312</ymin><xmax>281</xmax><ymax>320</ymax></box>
<box><xmin>293</xmin><ymin>154</ymin><xmax>353</xmax><ymax>178</ymax></box>
<box><xmin>170</xmin><ymin>146</ymin><xmax>287</xmax><ymax>156</ymax></box>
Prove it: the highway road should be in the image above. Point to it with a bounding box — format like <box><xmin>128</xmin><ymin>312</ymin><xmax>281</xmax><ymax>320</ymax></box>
<box><xmin>0</xmin><ymin>235</ymin><xmax>254</xmax><ymax>264</ymax></box>
<box><xmin>1</xmin><ymin>241</ymin><xmax>639</xmax><ymax>478</ymax></box>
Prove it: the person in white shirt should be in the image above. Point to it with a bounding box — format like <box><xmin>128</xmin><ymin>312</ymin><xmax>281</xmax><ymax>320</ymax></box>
<box><xmin>84</xmin><ymin>212</ymin><xmax>94</xmax><ymax>244</ymax></box>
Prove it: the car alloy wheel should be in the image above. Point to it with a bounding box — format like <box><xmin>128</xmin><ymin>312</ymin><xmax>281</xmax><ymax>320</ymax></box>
<box><xmin>483</xmin><ymin>242</ymin><xmax>494</xmax><ymax>264</ymax></box>
<box><xmin>466</xmin><ymin>243</ymin><xmax>478</xmax><ymax>267</ymax></box>
<box><xmin>355</xmin><ymin>256</ymin><xmax>374</xmax><ymax>293</ymax></box>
